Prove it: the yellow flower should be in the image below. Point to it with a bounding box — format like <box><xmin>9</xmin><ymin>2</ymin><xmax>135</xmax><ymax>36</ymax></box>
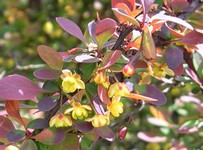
<box><xmin>86</xmin><ymin>114</ymin><xmax>110</xmax><ymax>128</ymax></box>
<box><xmin>151</xmin><ymin>63</ymin><xmax>174</xmax><ymax>78</ymax></box>
<box><xmin>61</xmin><ymin>69</ymin><xmax>85</xmax><ymax>93</ymax></box>
<box><xmin>94</xmin><ymin>71</ymin><xmax>110</xmax><ymax>88</ymax></box>
<box><xmin>49</xmin><ymin>114</ymin><xmax>72</xmax><ymax>128</ymax></box>
<box><xmin>108</xmin><ymin>82</ymin><xmax>130</xmax><ymax>98</ymax></box>
<box><xmin>107</xmin><ymin>100</ymin><xmax>124</xmax><ymax>117</ymax></box>
<box><xmin>64</xmin><ymin>102</ymin><xmax>92</xmax><ymax>120</ymax></box>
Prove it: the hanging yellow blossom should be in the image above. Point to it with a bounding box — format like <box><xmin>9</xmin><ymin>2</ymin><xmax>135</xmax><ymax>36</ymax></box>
<box><xmin>107</xmin><ymin>97</ymin><xmax>124</xmax><ymax>117</ymax></box>
<box><xmin>61</xmin><ymin>69</ymin><xmax>85</xmax><ymax>93</ymax></box>
<box><xmin>49</xmin><ymin>114</ymin><xmax>72</xmax><ymax>128</ymax></box>
<box><xmin>86</xmin><ymin>114</ymin><xmax>110</xmax><ymax>128</ymax></box>
<box><xmin>94</xmin><ymin>71</ymin><xmax>110</xmax><ymax>88</ymax></box>
<box><xmin>108</xmin><ymin>82</ymin><xmax>130</xmax><ymax>98</ymax></box>
<box><xmin>151</xmin><ymin>63</ymin><xmax>174</xmax><ymax>78</ymax></box>
<box><xmin>64</xmin><ymin>102</ymin><xmax>92</xmax><ymax>120</ymax></box>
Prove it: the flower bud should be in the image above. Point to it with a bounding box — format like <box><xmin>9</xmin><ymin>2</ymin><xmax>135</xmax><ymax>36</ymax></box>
<box><xmin>122</xmin><ymin>64</ymin><xmax>135</xmax><ymax>77</ymax></box>
<box><xmin>94</xmin><ymin>71</ymin><xmax>106</xmax><ymax>84</ymax></box>
<box><xmin>118</xmin><ymin>126</ymin><xmax>128</xmax><ymax>140</ymax></box>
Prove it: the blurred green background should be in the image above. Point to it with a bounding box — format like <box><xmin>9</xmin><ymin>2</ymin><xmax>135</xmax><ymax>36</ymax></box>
<box><xmin>1</xmin><ymin>0</ymin><xmax>203</xmax><ymax>149</ymax></box>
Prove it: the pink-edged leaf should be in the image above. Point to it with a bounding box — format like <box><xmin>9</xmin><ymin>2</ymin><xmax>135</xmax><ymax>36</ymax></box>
<box><xmin>27</xmin><ymin>118</ymin><xmax>49</xmax><ymax>129</ymax></box>
<box><xmin>172</xmin><ymin>63</ymin><xmax>184</xmax><ymax>76</ymax></box>
<box><xmin>73</xmin><ymin>121</ymin><xmax>93</xmax><ymax>133</ymax></box>
<box><xmin>112</xmin><ymin>8</ymin><xmax>139</xmax><ymax>27</ymax></box>
<box><xmin>21</xmin><ymin>139</ymin><xmax>38</xmax><ymax>150</ymax></box>
<box><xmin>87</xmin><ymin>21</ymin><xmax>97</xmax><ymax>43</ymax></box>
<box><xmin>56</xmin><ymin>17</ymin><xmax>86</xmax><ymax>43</ymax></box>
<box><xmin>32</xmin><ymin>128</ymin><xmax>66</xmax><ymax>145</ymax></box>
<box><xmin>185</xmin><ymin>68</ymin><xmax>202</xmax><ymax>86</ymax></box>
<box><xmin>141</xmin><ymin>24</ymin><xmax>156</xmax><ymax>60</ymax></box>
<box><xmin>177</xmin><ymin>120</ymin><xmax>200</xmax><ymax>133</ymax></box>
<box><xmin>37</xmin><ymin>45</ymin><xmax>63</xmax><ymax>70</ymax></box>
<box><xmin>141</xmin><ymin>85</ymin><xmax>167</xmax><ymax>106</ymax></box>
<box><xmin>33</xmin><ymin>69</ymin><xmax>61</xmax><ymax>80</ymax></box>
<box><xmin>7</xmin><ymin>129</ymin><xmax>25</xmax><ymax>143</ymax></box>
<box><xmin>180</xmin><ymin>95</ymin><xmax>201</xmax><ymax>105</ymax></box>
<box><xmin>147</xmin><ymin>117</ymin><xmax>169</xmax><ymax>127</ymax></box>
<box><xmin>137</xmin><ymin>131</ymin><xmax>167</xmax><ymax>143</ymax></box>
<box><xmin>150</xmin><ymin>13</ymin><xmax>193</xmax><ymax>30</ymax></box>
<box><xmin>111</xmin><ymin>0</ymin><xmax>135</xmax><ymax>11</ymax></box>
<box><xmin>0</xmin><ymin>74</ymin><xmax>45</xmax><ymax>100</ymax></box>
<box><xmin>92</xmin><ymin>96</ymin><xmax>105</xmax><ymax>114</ymax></box>
<box><xmin>0</xmin><ymin>116</ymin><xmax>15</xmax><ymax>139</ymax></box>
<box><xmin>5</xmin><ymin>100</ymin><xmax>27</xmax><ymax>128</ymax></box>
<box><xmin>180</xmin><ymin>31</ymin><xmax>203</xmax><ymax>45</ymax></box>
<box><xmin>74</xmin><ymin>54</ymin><xmax>100</xmax><ymax>63</ymax></box>
<box><xmin>99</xmin><ymin>50</ymin><xmax>122</xmax><ymax>70</ymax></box>
<box><xmin>37</xmin><ymin>96</ymin><xmax>58</xmax><ymax>112</ymax></box>
<box><xmin>125</xmin><ymin>93</ymin><xmax>157</xmax><ymax>102</ymax></box>
<box><xmin>166</xmin><ymin>45</ymin><xmax>183</xmax><ymax>69</ymax></box>
<box><xmin>95</xmin><ymin>18</ymin><xmax>116</xmax><ymax>48</ymax></box>
<box><xmin>98</xmin><ymin>85</ymin><xmax>111</xmax><ymax>105</ymax></box>
<box><xmin>58</xmin><ymin>52</ymin><xmax>70</xmax><ymax>60</ymax></box>
<box><xmin>165</xmin><ymin>23</ymin><xmax>184</xmax><ymax>38</ymax></box>
<box><xmin>140</xmin><ymin>0</ymin><xmax>155</xmax><ymax>25</ymax></box>
<box><xmin>94</xmin><ymin>126</ymin><xmax>115</xmax><ymax>141</ymax></box>
<box><xmin>47</xmin><ymin>133</ymin><xmax>79</xmax><ymax>150</ymax></box>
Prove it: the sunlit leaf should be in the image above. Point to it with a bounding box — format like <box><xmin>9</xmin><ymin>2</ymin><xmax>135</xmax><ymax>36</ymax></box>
<box><xmin>92</xmin><ymin>95</ymin><xmax>105</xmax><ymax>114</ymax></box>
<box><xmin>37</xmin><ymin>45</ymin><xmax>63</xmax><ymax>70</ymax></box>
<box><xmin>125</xmin><ymin>93</ymin><xmax>157</xmax><ymax>102</ymax></box>
<box><xmin>33</xmin><ymin>69</ymin><xmax>61</xmax><ymax>80</ymax></box>
<box><xmin>95</xmin><ymin>18</ymin><xmax>116</xmax><ymax>48</ymax></box>
<box><xmin>48</xmin><ymin>133</ymin><xmax>79</xmax><ymax>150</ymax></box>
<box><xmin>94</xmin><ymin>126</ymin><xmax>115</xmax><ymax>141</ymax></box>
<box><xmin>111</xmin><ymin>0</ymin><xmax>135</xmax><ymax>11</ymax></box>
<box><xmin>74</xmin><ymin>54</ymin><xmax>100</xmax><ymax>63</ymax></box>
<box><xmin>177</xmin><ymin>120</ymin><xmax>200</xmax><ymax>133</ymax></box>
<box><xmin>166</xmin><ymin>45</ymin><xmax>183</xmax><ymax>69</ymax></box>
<box><xmin>141</xmin><ymin>24</ymin><xmax>156</xmax><ymax>60</ymax></box>
<box><xmin>56</xmin><ymin>17</ymin><xmax>86</xmax><ymax>43</ymax></box>
<box><xmin>87</xmin><ymin>21</ymin><xmax>97</xmax><ymax>44</ymax></box>
<box><xmin>27</xmin><ymin>118</ymin><xmax>49</xmax><ymax>129</ymax></box>
<box><xmin>7</xmin><ymin>129</ymin><xmax>25</xmax><ymax>143</ymax></box>
<box><xmin>98</xmin><ymin>84</ymin><xmax>111</xmax><ymax>105</ymax></box>
<box><xmin>140</xmin><ymin>0</ymin><xmax>155</xmax><ymax>25</ymax></box>
<box><xmin>0</xmin><ymin>74</ymin><xmax>45</xmax><ymax>100</ymax></box>
<box><xmin>99</xmin><ymin>50</ymin><xmax>122</xmax><ymax>70</ymax></box>
<box><xmin>32</xmin><ymin>128</ymin><xmax>66</xmax><ymax>145</ymax></box>
<box><xmin>0</xmin><ymin>116</ymin><xmax>15</xmax><ymax>139</ymax></box>
<box><xmin>185</xmin><ymin>68</ymin><xmax>202</xmax><ymax>86</ymax></box>
<box><xmin>21</xmin><ymin>139</ymin><xmax>38</xmax><ymax>150</ymax></box>
<box><xmin>137</xmin><ymin>131</ymin><xmax>167</xmax><ymax>143</ymax></box>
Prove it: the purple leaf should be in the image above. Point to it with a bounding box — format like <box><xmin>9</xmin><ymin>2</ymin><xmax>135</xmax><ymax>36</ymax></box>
<box><xmin>0</xmin><ymin>116</ymin><xmax>15</xmax><ymax>139</ymax></box>
<box><xmin>37</xmin><ymin>96</ymin><xmax>58</xmax><ymax>112</ymax></box>
<box><xmin>94</xmin><ymin>126</ymin><xmax>115</xmax><ymax>141</ymax></box>
<box><xmin>33</xmin><ymin>69</ymin><xmax>61</xmax><ymax>80</ymax></box>
<box><xmin>137</xmin><ymin>131</ymin><xmax>167</xmax><ymax>143</ymax></box>
<box><xmin>88</xmin><ymin>21</ymin><xmax>97</xmax><ymax>43</ymax></box>
<box><xmin>0</xmin><ymin>74</ymin><xmax>45</xmax><ymax>100</ymax></box>
<box><xmin>73</xmin><ymin>121</ymin><xmax>93</xmax><ymax>132</ymax></box>
<box><xmin>140</xmin><ymin>0</ymin><xmax>155</xmax><ymax>23</ymax></box>
<box><xmin>56</xmin><ymin>17</ymin><xmax>86</xmax><ymax>43</ymax></box>
<box><xmin>7</xmin><ymin>129</ymin><xmax>25</xmax><ymax>142</ymax></box>
<box><xmin>141</xmin><ymin>85</ymin><xmax>167</xmax><ymax>106</ymax></box>
<box><xmin>27</xmin><ymin>118</ymin><xmax>49</xmax><ymax>129</ymax></box>
<box><xmin>166</xmin><ymin>45</ymin><xmax>183</xmax><ymax>69</ymax></box>
<box><xmin>37</xmin><ymin>45</ymin><xmax>63</xmax><ymax>71</ymax></box>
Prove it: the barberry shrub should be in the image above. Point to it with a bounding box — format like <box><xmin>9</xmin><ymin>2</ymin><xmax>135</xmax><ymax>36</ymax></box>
<box><xmin>0</xmin><ymin>0</ymin><xmax>203</xmax><ymax>149</ymax></box>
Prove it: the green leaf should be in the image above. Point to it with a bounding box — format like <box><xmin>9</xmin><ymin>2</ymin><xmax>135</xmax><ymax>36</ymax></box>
<box><xmin>192</xmin><ymin>51</ymin><xmax>203</xmax><ymax>80</ymax></box>
<box><xmin>48</xmin><ymin>133</ymin><xmax>79</xmax><ymax>150</ymax></box>
<box><xmin>37</xmin><ymin>45</ymin><xmax>63</xmax><ymax>70</ymax></box>
<box><xmin>21</xmin><ymin>139</ymin><xmax>38</xmax><ymax>150</ymax></box>
<box><xmin>85</xmin><ymin>82</ymin><xmax>97</xmax><ymax>100</ymax></box>
<box><xmin>80</xmin><ymin>63</ymin><xmax>96</xmax><ymax>81</ymax></box>
<box><xmin>27</xmin><ymin>118</ymin><xmax>49</xmax><ymax>129</ymax></box>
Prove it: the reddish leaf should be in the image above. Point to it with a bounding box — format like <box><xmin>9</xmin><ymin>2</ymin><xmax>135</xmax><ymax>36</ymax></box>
<box><xmin>5</xmin><ymin>101</ymin><xmax>26</xmax><ymax>128</ymax></box>
<box><xmin>170</xmin><ymin>0</ymin><xmax>189</xmax><ymax>12</ymax></box>
<box><xmin>111</xmin><ymin>0</ymin><xmax>135</xmax><ymax>11</ymax></box>
<box><xmin>166</xmin><ymin>45</ymin><xmax>183</xmax><ymax>69</ymax></box>
<box><xmin>140</xmin><ymin>0</ymin><xmax>155</xmax><ymax>25</ymax></box>
<box><xmin>27</xmin><ymin>118</ymin><xmax>49</xmax><ymax>129</ymax></box>
<box><xmin>47</xmin><ymin>133</ymin><xmax>79</xmax><ymax>150</ymax></box>
<box><xmin>0</xmin><ymin>116</ymin><xmax>15</xmax><ymax>139</ymax></box>
<box><xmin>32</xmin><ymin>128</ymin><xmax>66</xmax><ymax>145</ymax></box>
<box><xmin>33</xmin><ymin>69</ymin><xmax>61</xmax><ymax>80</ymax></box>
<box><xmin>7</xmin><ymin>129</ymin><xmax>25</xmax><ymax>143</ymax></box>
<box><xmin>0</xmin><ymin>74</ymin><xmax>45</xmax><ymax>100</ymax></box>
<box><xmin>37</xmin><ymin>96</ymin><xmax>58</xmax><ymax>112</ymax></box>
<box><xmin>141</xmin><ymin>85</ymin><xmax>167</xmax><ymax>106</ymax></box>
<box><xmin>37</xmin><ymin>45</ymin><xmax>63</xmax><ymax>70</ymax></box>
<box><xmin>21</xmin><ymin>139</ymin><xmax>38</xmax><ymax>150</ymax></box>
<box><xmin>56</xmin><ymin>17</ymin><xmax>86</xmax><ymax>43</ymax></box>
<box><xmin>165</xmin><ymin>23</ymin><xmax>184</xmax><ymax>38</ymax></box>
<box><xmin>98</xmin><ymin>85</ymin><xmax>111</xmax><ymax>105</ymax></box>
<box><xmin>172</xmin><ymin>63</ymin><xmax>184</xmax><ymax>76</ymax></box>
<box><xmin>99</xmin><ymin>50</ymin><xmax>122</xmax><ymax>70</ymax></box>
<box><xmin>94</xmin><ymin>126</ymin><xmax>115</xmax><ymax>141</ymax></box>
<box><xmin>141</xmin><ymin>24</ymin><xmax>156</xmax><ymax>60</ymax></box>
<box><xmin>95</xmin><ymin>18</ymin><xmax>116</xmax><ymax>48</ymax></box>
<box><xmin>180</xmin><ymin>31</ymin><xmax>203</xmax><ymax>45</ymax></box>
<box><xmin>112</xmin><ymin>8</ymin><xmax>139</xmax><ymax>27</ymax></box>
<box><xmin>137</xmin><ymin>131</ymin><xmax>167</xmax><ymax>143</ymax></box>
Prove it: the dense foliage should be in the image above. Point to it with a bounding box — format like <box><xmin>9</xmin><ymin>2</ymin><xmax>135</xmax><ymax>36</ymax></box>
<box><xmin>0</xmin><ymin>0</ymin><xmax>203</xmax><ymax>149</ymax></box>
